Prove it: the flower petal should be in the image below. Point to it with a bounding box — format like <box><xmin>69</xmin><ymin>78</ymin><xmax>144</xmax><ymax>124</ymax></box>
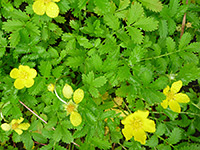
<box><xmin>24</xmin><ymin>78</ymin><xmax>34</xmax><ymax>88</ymax></box>
<box><xmin>14</xmin><ymin>128</ymin><xmax>23</xmax><ymax>135</ymax></box>
<box><xmin>14</xmin><ymin>78</ymin><xmax>25</xmax><ymax>89</ymax></box>
<box><xmin>46</xmin><ymin>2</ymin><xmax>59</xmax><ymax>18</ymax></box>
<box><xmin>143</xmin><ymin>119</ymin><xmax>156</xmax><ymax>133</ymax></box>
<box><xmin>161</xmin><ymin>99</ymin><xmax>169</xmax><ymax>109</ymax></box>
<box><xmin>132</xmin><ymin>128</ymin><xmax>147</xmax><ymax>144</ymax></box>
<box><xmin>163</xmin><ymin>86</ymin><xmax>170</xmax><ymax>95</ymax></box>
<box><xmin>29</xmin><ymin>68</ymin><xmax>37</xmax><ymax>78</ymax></box>
<box><xmin>18</xmin><ymin>123</ymin><xmax>30</xmax><ymax>130</ymax></box>
<box><xmin>10</xmin><ymin>68</ymin><xmax>20</xmax><ymax>79</ymax></box>
<box><xmin>171</xmin><ymin>80</ymin><xmax>182</xmax><ymax>94</ymax></box>
<box><xmin>52</xmin><ymin>0</ymin><xmax>60</xmax><ymax>2</ymax></box>
<box><xmin>133</xmin><ymin>110</ymin><xmax>149</xmax><ymax>119</ymax></box>
<box><xmin>19</xmin><ymin>65</ymin><xmax>30</xmax><ymax>71</ymax></box>
<box><xmin>174</xmin><ymin>93</ymin><xmax>190</xmax><ymax>103</ymax></box>
<box><xmin>15</xmin><ymin>117</ymin><xmax>24</xmax><ymax>124</ymax></box>
<box><xmin>122</xmin><ymin>126</ymin><xmax>133</xmax><ymax>140</ymax></box>
<box><xmin>121</xmin><ymin>113</ymin><xmax>134</xmax><ymax>125</ymax></box>
<box><xmin>70</xmin><ymin>111</ymin><xmax>82</xmax><ymax>126</ymax></box>
<box><xmin>1</xmin><ymin>123</ymin><xmax>11</xmax><ymax>131</ymax></box>
<box><xmin>169</xmin><ymin>100</ymin><xmax>181</xmax><ymax>113</ymax></box>
<box><xmin>73</xmin><ymin>88</ymin><xmax>84</xmax><ymax>104</ymax></box>
<box><xmin>62</xmin><ymin>84</ymin><xmax>73</xmax><ymax>99</ymax></box>
<box><xmin>32</xmin><ymin>0</ymin><xmax>46</xmax><ymax>16</ymax></box>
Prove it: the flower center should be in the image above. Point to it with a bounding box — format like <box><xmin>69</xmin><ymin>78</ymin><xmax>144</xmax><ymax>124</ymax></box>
<box><xmin>20</xmin><ymin>71</ymin><xmax>29</xmax><ymax>79</ymax></box>
<box><xmin>132</xmin><ymin>118</ymin><xmax>143</xmax><ymax>129</ymax></box>
<box><xmin>167</xmin><ymin>91</ymin><xmax>175</xmax><ymax>100</ymax></box>
<box><xmin>12</xmin><ymin>123</ymin><xmax>19</xmax><ymax>130</ymax></box>
<box><xmin>67</xmin><ymin>104</ymin><xmax>75</xmax><ymax>113</ymax></box>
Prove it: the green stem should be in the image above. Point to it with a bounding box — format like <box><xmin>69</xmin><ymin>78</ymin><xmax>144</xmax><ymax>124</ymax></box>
<box><xmin>179</xmin><ymin>111</ymin><xmax>200</xmax><ymax>117</ymax></box>
<box><xmin>118</xmin><ymin>142</ymin><xmax>127</xmax><ymax>150</ymax></box>
<box><xmin>157</xmin><ymin>135</ymin><xmax>177</xmax><ymax>150</ymax></box>
<box><xmin>191</xmin><ymin>102</ymin><xmax>200</xmax><ymax>110</ymax></box>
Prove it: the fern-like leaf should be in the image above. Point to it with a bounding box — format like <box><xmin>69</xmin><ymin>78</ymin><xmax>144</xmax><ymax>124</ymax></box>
<box><xmin>133</xmin><ymin>17</ymin><xmax>159</xmax><ymax>31</ymax></box>
<box><xmin>168</xmin><ymin>127</ymin><xmax>182</xmax><ymax>144</ymax></box>
<box><xmin>137</xmin><ymin>0</ymin><xmax>163</xmax><ymax>12</ymax></box>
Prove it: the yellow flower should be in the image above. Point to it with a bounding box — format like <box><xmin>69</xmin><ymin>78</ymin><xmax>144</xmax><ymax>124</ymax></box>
<box><xmin>10</xmin><ymin>65</ymin><xmax>37</xmax><ymax>89</ymax></box>
<box><xmin>1</xmin><ymin>117</ymin><xmax>30</xmax><ymax>135</ymax></box>
<box><xmin>121</xmin><ymin>110</ymin><xmax>156</xmax><ymax>144</ymax></box>
<box><xmin>63</xmin><ymin>100</ymin><xmax>78</xmax><ymax>116</ymax></box>
<box><xmin>161</xmin><ymin>80</ymin><xmax>190</xmax><ymax>113</ymax></box>
<box><xmin>47</xmin><ymin>83</ymin><xmax>55</xmax><ymax>92</ymax></box>
<box><xmin>32</xmin><ymin>0</ymin><xmax>60</xmax><ymax>18</ymax></box>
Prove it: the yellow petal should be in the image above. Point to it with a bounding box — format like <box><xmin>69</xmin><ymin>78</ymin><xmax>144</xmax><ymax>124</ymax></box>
<box><xmin>121</xmin><ymin>113</ymin><xmax>134</xmax><ymax>125</ymax></box>
<box><xmin>19</xmin><ymin>65</ymin><xmax>30</xmax><ymax>71</ymax></box>
<box><xmin>46</xmin><ymin>2</ymin><xmax>59</xmax><ymax>18</ymax></box>
<box><xmin>169</xmin><ymin>100</ymin><xmax>181</xmax><ymax>113</ymax></box>
<box><xmin>161</xmin><ymin>99</ymin><xmax>169</xmax><ymax>109</ymax></box>
<box><xmin>62</xmin><ymin>84</ymin><xmax>73</xmax><ymax>99</ymax></box>
<box><xmin>14</xmin><ymin>117</ymin><xmax>24</xmax><ymax>124</ymax></box>
<box><xmin>29</xmin><ymin>68</ymin><xmax>37</xmax><ymax>78</ymax></box>
<box><xmin>1</xmin><ymin>123</ymin><xmax>11</xmax><ymax>131</ymax></box>
<box><xmin>18</xmin><ymin>123</ymin><xmax>30</xmax><ymax>130</ymax></box>
<box><xmin>10</xmin><ymin>68</ymin><xmax>20</xmax><ymax>79</ymax></box>
<box><xmin>14</xmin><ymin>78</ymin><xmax>25</xmax><ymax>89</ymax></box>
<box><xmin>24</xmin><ymin>78</ymin><xmax>34</xmax><ymax>88</ymax></box>
<box><xmin>14</xmin><ymin>128</ymin><xmax>23</xmax><ymax>135</ymax></box>
<box><xmin>122</xmin><ymin>126</ymin><xmax>133</xmax><ymax>140</ymax></box>
<box><xmin>174</xmin><ymin>93</ymin><xmax>190</xmax><ymax>103</ymax></box>
<box><xmin>48</xmin><ymin>83</ymin><xmax>55</xmax><ymax>92</ymax></box>
<box><xmin>163</xmin><ymin>86</ymin><xmax>170</xmax><ymax>95</ymax></box>
<box><xmin>73</xmin><ymin>88</ymin><xmax>84</xmax><ymax>104</ymax></box>
<box><xmin>70</xmin><ymin>111</ymin><xmax>82</xmax><ymax>126</ymax></box>
<box><xmin>52</xmin><ymin>0</ymin><xmax>60</xmax><ymax>2</ymax></box>
<box><xmin>133</xmin><ymin>110</ymin><xmax>149</xmax><ymax>119</ymax></box>
<box><xmin>171</xmin><ymin>80</ymin><xmax>182</xmax><ymax>94</ymax></box>
<box><xmin>32</xmin><ymin>0</ymin><xmax>46</xmax><ymax>15</ymax></box>
<box><xmin>132</xmin><ymin>128</ymin><xmax>146</xmax><ymax>144</ymax></box>
<box><xmin>143</xmin><ymin>119</ymin><xmax>156</xmax><ymax>133</ymax></box>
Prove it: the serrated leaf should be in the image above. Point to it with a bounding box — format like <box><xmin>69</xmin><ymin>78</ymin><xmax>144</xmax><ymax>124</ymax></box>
<box><xmin>127</xmin><ymin>27</ymin><xmax>144</xmax><ymax>44</ymax></box>
<box><xmin>52</xmin><ymin>66</ymin><xmax>64</xmax><ymax>78</ymax></box>
<box><xmin>133</xmin><ymin>17</ymin><xmax>158</xmax><ymax>31</ymax></box>
<box><xmin>129</xmin><ymin>46</ymin><xmax>145</xmax><ymax>65</ymax></box>
<box><xmin>70</xmin><ymin>20</ymin><xmax>79</xmax><ymax>30</ymax></box>
<box><xmin>142</xmin><ymin>89</ymin><xmax>164</xmax><ymax>105</ymax></box>
<box><xmin>21</xmin><ymin>132</ymin><xmax>34</xmax><ymax>150</ymax></box>
<box><xmin>3</xmin><ymin>20</ymin><xmax>24</xmax><ymax>32</ymax></box>
<box><xmin>179</xmin><ymin>32</ymin><xmax>191</xmax><ymax>49</ymax></box>
<box><xmin>155</xmin><ymin>123</ymin><xmax>166</xmax><ymax>136</ymax></box>
<box><xmin>169</xmin><ymin>0</ymin><xmax>179</xmax><ymax>17</ymax></box>
<box><xmin>77</xmin><ymin>36</ymin><xmax>93</xmax><ymax>48</ymax></box>
<box><xmin>39</xmin><ymin>61</ymin><xmax>52</xmax><ymax>77</ymax></box>
<box><xmin>104</xmin><ymin>14</ymin><xmax>119</xmax><ymax>30</ymax></box>
<box><xmin>117</xmin><ymin>65</ymin><xmax>132</xmax><ymax>82</ymax></box>
<box><xmin>166</xmin><ymin>37</ymin><xmax>176</xmax><ymax>52</ymax></box>
<box><xmin>168</xmin><ymin>18</ymin><xmax>176</xmax><ymax>35</ymax></box>
<box><xmin>26</xmin><ymin>21</ymin><xmax>40</xmax><ymax>35</ymax></box>
<box><xmin>53</xmin><ymin>125</ymin><xmax>62</xmax><ymax>142</ymax></box>
<box><xmin>146</xmin><ymin>135</ymin><xmax>158</xmax><ymax>147</ymax></box>
<box><xmin>32</xmin><ymin>133</ymin><xmax>47</xmax><ymax>143</ymax></box>
<box><xmin>73</xmin><ymin>126</ymin><xmax>88</xmax><ymax>138</ymax></box>
<box><xmin>179</xmin><ymin>52</ymin><xmax>199</xmax><ymax>64</ymax></box>
<box><xmin>159</xmin><ymin>20</ymin><xmax>168</xmax><ymax>38</ymax></box>
<box><xmin>92</xmin><ymin>76</ymin><xmax>107</xmax><ymax>88</ymax></box>
<box><xmin>168</xmin><ymin>127</ymin><xmax>182</xmax><ymax>144</ymax></box>
<box><xmin>66</xmin><ymin>56</ymin><xmax>85</xmax><ymax>68</ymax></box>
<box><xmin>184</xmin><ymin>42</ymin><xmax>200</xmax><ymax>52</ymax></box>
<box><xmin>118</xmin><ymin>0</ymin><xmax>130</xmax><ymax>11</ymax></box>
<box><xmin>91</xmin><ymin>137</ymin><xmax>111</xmax><ymax>149</ymax></box>
<box><xmin>11</xmin><ymin>9</ymin><xmax>30</xmax><ymax>21</ymax></box>
<box><xmin>89</xmin><ymin>86</ymin><xmax>99</xmax><ymax>98</ymax></box>
<box><xmin>10</xmin><ymin>31</ymin><xmax>20</xmax><ymax>47</ymax></box>
<box><xmin>94</xmin><ymin>0</ymin><xmax>110</xmax><ymax>14</ymax></box>
<box><xmin>78</xmin><ymin>0</ymin><xmax>88</xmax><ymax>10</ymax></box>
<box><xmin>90</xmin><ymin>54</ymin><xmax>103</xmax><ymax>71</ymax></box>
<box><xmin>138</xmin><ymin>0</ymin><xmax>163</xmax><ymax>12</ymax></box>
<box><xmin>61</xmin><ymin>127</ymin><xmax>73</xmax><ymax>143</ymax></box>
<box><xmin>126</xmin><ymin>2</ymin><xmax>144</xmax><ymax>25</ymax></box>
<box><xmin>28</xmin><ymin>77</ymin><xmax>45</xmax><ymax>95</ymax></box>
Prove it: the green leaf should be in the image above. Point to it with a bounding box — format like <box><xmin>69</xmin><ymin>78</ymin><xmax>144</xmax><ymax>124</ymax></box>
<box><xmin>90</xmin><ymin>54</ymin><xmax>103</xmax><ymax>71</ymax></box>
<box><xmin>138</xmin><ymin>0</ymin><xmax>163</xmax><ymax>12</ymax></box>
<box><xmin>65</xmin><ymin>56</ymin><xmax>85</xmax><ymax>68</ymax></box>
<box><xmin>166</xmin><ymin>37</ymin><xmax>176</xmax><ymax>52</ymax></box>
<box><xmin>53</xmin><ymin>125</ymin><xmax>63</xmax><ymax>142</ymax></box>
<box><xmin>104</xmin><ymin>14</ymin><xmax>119</xmax><ymax>30</ymax></box>
<box><xmin>78</xmin><ymin>0</ymin><xmax>88</xmax><ymax>10</ymax></box>
<box><xmin>3</xmin><ymin>20</ymin><xmax>24</xmax><ymax>32</ymax></box>
<box><xmin>77</xmin><ymin>36</ymin><xmax>93</xmax><ymax>48</ymax></box>
<box><xmin>142</xmin><ymin>89</ymin><xmax>164</xmax><ymax>105</ymax></box>
<box><xmin>82</xmin><ymin>71</ymin><xmax>95</xmax><ymax>85</ymax></box>
<box><xmin>11</xmin><ymin>9</ymin><xmax>30</xmax><ymax>21</ymax></box>
<box><xmin>99</xmin><ymin>110</ymin><xmax>116</xmax><ymax>120</ymax></box>
<box><xmin>28</xmin><ymin>77</ymin><xmax>45</xmax><ymax>95</ymax></box>
<box><xmin>169</xmin><ymin>0</ymin><xmax>179</xmax><ymax>17</ymax></box>
<box><xmin>126</xmin><ymin>2</ymin><xmax>144</xmax><ymax>25</ymax></box>
<box><xmin>48</xmin><ymin>47</ymin><xmax>59</xmax><ymax>58</ymax></box>
<box><xmin>117</xmin><ymin>65</ymin><xmax>132</xmax><ymax>82</ymax></box>
<box><xmin>179</xmin><ymin>52</ymin><xmax>199</xmax><ymax>65</ymax></box>
<box><xmin>92</xmin><ymin>76</ymin><xmax>107</xmax><ymax>88</ymax></box>
<box><xmin>129</xmin><ymin>46</ymin><xmax>145</xmax><ymax>65</ymax></box>
<box><xmin>159</xmin><ymin>20</ymin><xmax>168</xmax><ymax>38</ymax></box>
<box><xmin>61</xmin><ymin>128</ymin><xmax>73</xmax><ymax>143</ymax></box>
<box><xmin>26</xmin><ymin>21</ymin><xmax>40</xmax><ymax>35</ymax></box>
<box><xmin>91</xmin><ymin>137</ymin><xmax>111</xmax><ymax>149</ymax></box>
<box><xmin>52</xmin><ymin>66</ymin><xmax>64</xmax><ymax>78</ymax></box>
<box><xmin>184</xmin><ymin>42</ymin><xmax>200</xmax><ymax>52</ymax></box>
<box><xmin>94</xmin><ymin>0</ymin><xmax>110</xmax><ymax>14</ymax></box>
<box><xmin>89</xmin><ymin>86</ymin><xmax>99</xmax><ymax>98</ymax></box>
<box><xmin>168</xmin><ymin>127</ymin><xmax>182</xmax><ymax>144</ymax></box>
<box><xmin>73</xmin><ymin>126</ymin><xmax>88</xmax><ymax>138</ymax></box>
<box><xmin>146</xmin><ymin>135</ymin><xmax>158</xmax><ymax>147</ymax></box>
<box><xmin>179</xmin><ymin>32</ymin><xmax>191</xmax><ymax>49</ymax></box>
<box><xmin>118</xmin><ymin>0</ymin><xmax>130</xmax><ymax>11</ymax></box>
<box><xmin>21</xmin><ymin>132</ymin><xmax>34</xmax><ymax>150</ymax></box>
<box><xmin>62</xmin><ymin>33</ymin><xmax>75</xmax><ymax>41</ymax></box>
<box><xmin>69</xmin><ymin>20</ymin><xmax>79</xmax><ymax>30</ymax></box>
<box><xmin>133</xmin><ymin>17</ymin><xmax>159</xmax><ymax>31</ymax></box>
<box><xmin>168</xmin><ymin>18</ymin><xmax>176</xmax><ymax>35</ymax></box>
<box><xmin>39</xmin><ymin>61</ymin><xmax>52</xmax><ymax>77</ymax></box>
<box><xmin>10</xmin><ymin>31</ymin><xmax>20</xmax><ymax>47</ymax></box>
<box><xmin>127</xmin><ymin>27</ymin><xmax>144</xmax><ymax>44</ymax></box>
<box><xmin>32</xmin><ymin>133</ymin><xmax>47</xmax><ymax>144</ymax></box>
<box><xmin>155</xmin><ymin>123</ymin><xmax>166</xmax><ymax>136</ymax></box>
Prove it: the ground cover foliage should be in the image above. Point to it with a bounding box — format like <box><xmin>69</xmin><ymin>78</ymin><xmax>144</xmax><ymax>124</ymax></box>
<box><xmin>0</xmin><ymin>0</ymin><xmax>200</xmax><ymax>149</ymax></box>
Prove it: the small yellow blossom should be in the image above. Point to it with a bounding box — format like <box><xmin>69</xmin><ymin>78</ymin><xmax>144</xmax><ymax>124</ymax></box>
<box><xmin>121</xmin><ymin>110</ymin><xmax>156</xmax><ymax>144</ymax></box>
<box><xmin>62</xmin><ymin>84</ymin><xmax>74</xmax><ymax>99</ymax></box>
<box><xmin>186</xmin><ymin>22</ymin><xmax>192</xmax><ymax>28</ymax></box>
<box><xmin>47</xmin><ymin>83</ymin><xmax>55</xmax><ymax>92</ymax></box>
<box><xmin>63</xmin><ymin>100</ymin><xmax>78</xmax><ymax>116</ymax></box>
<box><xmin>1</xmin><ymin>117</ymin><xmax>30</xmax><ymax>135</ymax></box>
<box><xmin>161</xmin><ymin>80</ymin><xmax>190</xmax><ymax>113</ymax></box>
<box><xmin>10</xmin><ymin>65</ymin><xmax>37</xmax><ymax>89</ymax></box>
<box><xmin>32</xmin><ymin>0</ymin><xmax>60</xmax><ymax>18</ymax></box>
